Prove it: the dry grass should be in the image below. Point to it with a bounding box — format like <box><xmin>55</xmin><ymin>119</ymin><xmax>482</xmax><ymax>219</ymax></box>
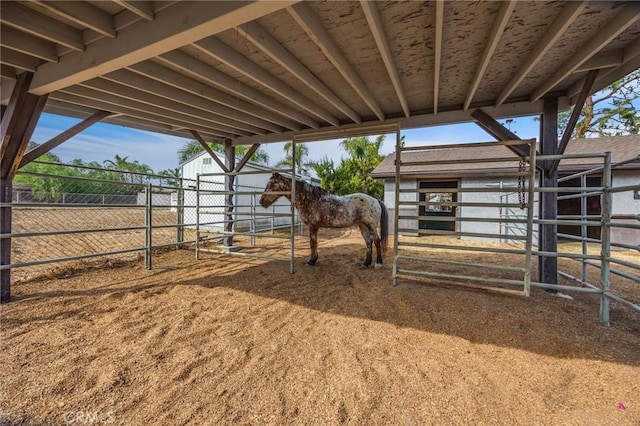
<box><xmin>1</xmin><ymin>229</ymin><xmax>639</xmax><ymax>425</ymax></box>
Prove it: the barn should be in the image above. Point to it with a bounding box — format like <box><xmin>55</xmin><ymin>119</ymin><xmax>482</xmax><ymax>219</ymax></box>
<box><xmin>1</xmin><ymin>1</ymin><xmax>640</xmax><ymax>424</ymax></box>
<box><xmin>371</xmin><ymin>135</ymin><xmax>640</xmax><ymax>246</ymax></box>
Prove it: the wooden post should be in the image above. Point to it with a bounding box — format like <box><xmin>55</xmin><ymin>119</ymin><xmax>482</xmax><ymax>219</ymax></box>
<box><xmin>224</xmin><ymin>140</ymin><xmax>235</xmax><ymax>247</ymax></box>
<box><xmin>539</xmin><ymin>96</ymin><xmax>558</xmax><ymax>287</ymax></box>
<box><xmin>0</xmin><ymin>72</ymin><xmax>48</xmax><ymax>303</ymax></box>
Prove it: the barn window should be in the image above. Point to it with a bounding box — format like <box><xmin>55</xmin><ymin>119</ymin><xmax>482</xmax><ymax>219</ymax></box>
<box><xmin>418</xmin><ymin>180</ymin><xmax>458</xmax><ymax>232</ymax></box>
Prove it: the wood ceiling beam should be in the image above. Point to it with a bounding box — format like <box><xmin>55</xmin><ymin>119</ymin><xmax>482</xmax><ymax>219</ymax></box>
<box><xmin>496</xmin><ymin>1</ymin><xmax>585</xmax><ymax>107</ymax></box>
<box><xmin>0</xmin><ymin>65</ymin><xmax>17</xmax><ymax>79</ymax></box>
<box><xmin>567</xmin><ymin>38</ymin><xmax>640</xmax><ymax>100</ymax></box>
<box><xmin>157</xmin><ymin>50</ymin><xmax>319</xmax><ymax>129</ymax></box>
<box><xmin>33</xmin><ymin>1</ymin><xmax>117</xmax><ymax>39</ymax></box>
<box><xmin>128</xmin><ymin>60</ymin><xmax>301</xmax><ymax>131</ymax></box>
<box><xmin>51</xmin><ymin>89</ymin><xmax>239</xmax><ymax>140</ymax></box>
<box><xmin>0</xmin><ymin>26</ymin><xmax>58</xmax><ymax>62</ymax></box>
<box><xmin>103</xmin><ymin>69</ymin><xmax>281</xmax><ymax>133</ymax></box>
<box><xmin>433</xmin><ymin>0</ymin><xmax>444</xmax><ymax>114</ymax></box>
<box><xmin>531</xmin><ymin>2</ymin><xmax>640</xmax><ymax>102</ymax></box>
<box><xmin>360</xmin><ymin>0</ymin><xmax>409</xmax><ymax>118</ymax></box>
<box><xmin>19</xmin><ymin>110</ymin><xmax>112</xmax><ymax>167</ymax></box>
<box><xmin>0</xmin><ymin>2</ymin><xmax>84</xmax><ymax>52</ymax></box>
<box><xmin>235</xmin><ymin>22</ymin><xmax>361</xmax><ymax>124</ymax></box>
<box><xmin>28</xmin><ymin>1</ymin><xmax>296</xmax><ymax>95</ymax></box>
<box><xmin>70</xmin><ymin>81</ymin><xmax>254</xmax><ymax>137</ymax></box>
<box><xmin>463</xmin><ymin>1</ymin><xmax>516</xmax><ymax>111</ymax></box>
<box><xmin>190</xmin><ymin>130</ymin><xmax>229</xmax><ymax>172</ymax></box>
<box><xmin>113</xmin><ymin>1</ymin><xmax>155</xmax><ymax>22</ymax></box>
<box><xmin>1</xmin><ymin>48</ymin><xmax>43</xmax><ymax>72</ymax></box>
<box><xmin>288</xmin><ymin>2</ymin><xmax>384</xmax><ymax>121</ymax></box>
<box><xmin>573</xmin><ymin>49</ymin><xmax>623</xmax><ymax>73</ymax></box>
<box><xmin>193</xmin><ymin>36</ymin><xmax>339</xmax><ymax>126</ymax></box>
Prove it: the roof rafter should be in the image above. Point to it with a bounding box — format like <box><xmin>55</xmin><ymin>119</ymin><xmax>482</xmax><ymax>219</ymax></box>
<box><xmin>463</xmin><ymin>0</ymin><xmax>516</xmax><ymax>111</ymax></box>
<box><xmin>29</xmin><ymin>1</ymin><xmax>296</xmax><ymax>95</ymax></box>
<box><xmin>77</xmin><ymin>78</ymin><xmax>259</xmax><ymax>137</ymax></box>
<box><xmin>531</xmin><ymin>2</ymin><xmax>640</xmax><ymax>102</ymax></box>
<box><xmin>33</xmin><ymin>0</ymin><xmax>117</xmax><ymax>39</ymax></box>
<box><xmin>433</xmin><ymin>0</ymin><xmax>444</xmax><ymax>114</ymax></box>
<box><xmin>193</xmin><ymin>36</ymin><xmax>339</xmax><ymax>126</ymax></box>
<box><xmin>574</xmin><ymin>49</ymin><xmax>623</xmax><ymax>73</ymax></box>
<box><xmin>0</xmin><ymin>48</ymin><xmax>42</xmax><ymax>72</ymax></box>
<box><xmin>496</xmin><ymin>1</ymin><xmax>585</xmax><ymax>107</ymax></box>
<box><xmin>52</xmin><ymin>88</ymin><xmax>241</xmax><ymax>140</ymax></box>
<box><xmin>104</xmin><ymin>68</ymin><xmax>282</xmax><ymax>133</ymax></box>
<box><xmin>288</xmin><ymin>2</ymin><xmax>384</xmax><ymax>121</ymax></box>
<box><xmin>235</xmin><ymin>22</ymin><xmax>361</xmax><ymax>124</ymax></box>
<box><xmin>360</xmin><ymin>0</ymin><xmax>409</xmax><ymax>118</ymax></box>
<box><xmin>0</xmin><ymin>26</ymin><xmax>58</xmax><ymax>62</ymax></box>
<box><xmin>157</xmin><ymin>50</ymin><xmax>319</xmax><ymax>129</ymax></box>
<box><xmin>113</xmin><ymin>1</ymin><xmax>155</xmax><ymax>22</ymax></box>
<box><xmin>128</xmin><ymin>60</ymin><xmax>301</xmax><ymax>131</ymax></box>
<box><xmin>0</xmin><ymin>2</ymin><xmax>84</xmax><ymax>52</ymax></box>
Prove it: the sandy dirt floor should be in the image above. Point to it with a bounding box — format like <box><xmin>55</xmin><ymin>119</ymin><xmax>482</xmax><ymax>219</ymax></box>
<box><xmin>1</xmin><ymin>229</ymin><xmax>639</xmax><ymax>425</ymax></box>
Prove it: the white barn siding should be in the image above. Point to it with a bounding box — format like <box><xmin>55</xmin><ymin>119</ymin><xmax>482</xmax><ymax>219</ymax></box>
<box><xmin>384</xmin><ymin>179</ymin><xmax>418</xmax><ymax>235</ymax></box>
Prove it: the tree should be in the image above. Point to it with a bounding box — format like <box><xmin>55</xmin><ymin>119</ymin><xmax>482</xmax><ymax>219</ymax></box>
<box><xmin>177</xmin><ymin>139</ymin><xmax>270</xmax><ymax>165</ymax></box>
<box><xmin>157</xmin><ymin>168</ymin><xmax>181</xmax><ymax>187</ymax></box>
<box><xmin>312</xmin><ymin>135</ymin><xmax>387</xmax><ymax>199</ymax></box>
<box><xmin>561</xmin><ymin>70</ymin><xmax>639</xmax><ymax>139</ymax></box>
<box><xmin>275</xmin><ymin>142</ymin><xmax>313</xmax><ymax>175</ymax></box>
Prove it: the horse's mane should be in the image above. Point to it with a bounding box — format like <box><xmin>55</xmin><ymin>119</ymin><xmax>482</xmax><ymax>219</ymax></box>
<box><xmin>295</xmin><ymin>178</ymin><xmax>329</xmax><ymax>197</ymax></box>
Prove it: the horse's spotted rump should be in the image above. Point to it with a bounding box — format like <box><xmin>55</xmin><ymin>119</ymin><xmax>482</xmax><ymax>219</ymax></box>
<box><xmin>260</xmin><ymin>173</ymin><xmax>388</xmax><ymax>267</ymax></box>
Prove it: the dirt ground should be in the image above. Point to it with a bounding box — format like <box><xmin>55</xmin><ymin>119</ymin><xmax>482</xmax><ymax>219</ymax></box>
<box><xmin>1</xmin><ymin>229</ymin><xmax>639</xmax><ymax>425</ymax></box>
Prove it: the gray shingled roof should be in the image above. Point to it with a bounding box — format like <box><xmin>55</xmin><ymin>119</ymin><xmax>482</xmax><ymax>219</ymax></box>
<box><xmin>371</xmin><ymin>135</ymin><xmax>640</xmax><ymax>179</ymax></box>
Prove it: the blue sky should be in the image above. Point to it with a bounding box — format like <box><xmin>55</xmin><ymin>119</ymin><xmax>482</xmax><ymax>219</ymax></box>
<box><xmin>32</xmin><ymin>112</ymin><xmax>541</xmax><ymax>173</ymax></box>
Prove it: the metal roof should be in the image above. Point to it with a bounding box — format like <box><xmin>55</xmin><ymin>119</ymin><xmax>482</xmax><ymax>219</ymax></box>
<box><xmin>1</xmin><ymin>1</ymin><xmax>639</xmax><ymax>146</ymax></box>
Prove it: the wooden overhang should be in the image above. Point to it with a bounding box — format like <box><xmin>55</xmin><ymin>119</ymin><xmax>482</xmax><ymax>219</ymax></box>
<box><xmin>1</xmin><ymin>0</ymin><xmax>639</xmax><ymax>146</ymax></box>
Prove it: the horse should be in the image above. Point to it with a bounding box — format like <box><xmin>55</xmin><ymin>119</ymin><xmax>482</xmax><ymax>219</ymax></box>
<box><xmin>259</xmin><ymin>173</ymin><xmax>388</xmax><ymax>268</ymax></box>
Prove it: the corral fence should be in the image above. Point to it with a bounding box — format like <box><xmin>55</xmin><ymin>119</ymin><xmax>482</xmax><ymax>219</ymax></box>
<box><xmin>2</xmin><ymin>161</ymin><xmax>301</xmax><ymax>282</ymax></box>
<box><xmin>392</xmin><ymin>139</ymin><xmax>639</xmax><ymax>325</ymax></box>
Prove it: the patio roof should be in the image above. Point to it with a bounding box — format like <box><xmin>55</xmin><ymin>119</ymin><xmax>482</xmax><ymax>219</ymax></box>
<box><xmin>1</xmin><ymin>1</ymin><xmax>639</xmax><ymax>146</ymax></box>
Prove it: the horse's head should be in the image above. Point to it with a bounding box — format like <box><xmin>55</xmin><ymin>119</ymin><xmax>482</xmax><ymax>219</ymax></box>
<box><xmin>260</xmin><ymin>173</ymin><xmax>290</xmax><ymax>208</ymax></box>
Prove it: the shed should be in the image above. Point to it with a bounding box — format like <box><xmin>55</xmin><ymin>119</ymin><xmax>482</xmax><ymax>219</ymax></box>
<box><xmin>371</xmin><ymin>135</ymin><xmax>640</xmax><ymax>245</ymax></box>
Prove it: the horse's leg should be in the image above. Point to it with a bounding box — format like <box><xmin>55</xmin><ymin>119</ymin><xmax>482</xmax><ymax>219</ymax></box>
<box><xmin>306</xmin><ymin>225</ymin><xmax>319</xmax><ymax>266</ymax></box>
<box><xmin>359</xmin><ymin>224</ymin><xmax>373</xmax><ymax>267</ymax></box>
<box><xmin>373</xmin><ymin>229</ymin><xmax>383</xmax><ymax>268</ymax></box>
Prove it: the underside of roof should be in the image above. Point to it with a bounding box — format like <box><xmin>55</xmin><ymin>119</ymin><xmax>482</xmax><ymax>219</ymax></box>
<box><xmin>1</xmin><ymin>1</ymin><xmax>639</xmax><ymax>146</ymax></box>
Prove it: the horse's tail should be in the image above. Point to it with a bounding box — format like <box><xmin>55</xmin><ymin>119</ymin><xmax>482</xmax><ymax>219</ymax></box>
<box><xmin>378</xmin><ymin>199</ymin><xmax>389</xmax><ymax>252</ymax></box>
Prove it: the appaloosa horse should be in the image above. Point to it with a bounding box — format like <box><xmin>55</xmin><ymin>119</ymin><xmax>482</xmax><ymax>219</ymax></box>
<box><xmin>260</xmin><ymin>173</ymin><xmax>388</xmax><ymax>267</ymax></box>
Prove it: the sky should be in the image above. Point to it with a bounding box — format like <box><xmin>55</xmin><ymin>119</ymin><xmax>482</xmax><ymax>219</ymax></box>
<box><xmin>31</xmin><ymin>112</ymin><xmax>542</xmax><ymax>174</ymax></box>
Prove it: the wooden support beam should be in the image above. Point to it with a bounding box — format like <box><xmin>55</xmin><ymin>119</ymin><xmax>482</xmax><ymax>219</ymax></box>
<box><xmin>189</xmin><ymin>130</ymin><xmax>228</xmax><ymax>173</ymax></box>
<box><xmin>470</xmin><ymin>109</ymin><xmax>532</xmax><ymax>160</ymax></box>
<box><xmin>549</xmin><ymin>69</ymin><xmax>598</xmax><ymax>176</ymax></box>
<box><xmin>29</xmin><ymin>1</ymin><xmax>295</xmax><ymax>95</ymax></box>
<box><xmin>360</xmin><ymin>0</ymin><xmax>409</xmax><ymax>118</ymax></box>
<box><xmin>0</xmin><ymin>26</ymin><xmax>58</xmax><ymax>62</ymax></box>
<box><xmin>464</xmin><ymin>1</ymin><xmax>516</xmax><ymax>111</ymax></box>
<box><xmin>433</xmin><ymin>0</ymin><xmax>444</xmax><ymax>114</ymax></box>
<box><xmin>0</xmin><ymin>48</ymin><xmax>42</xmax><ymax>72</ymax></box>
<box><xmin>288</xmin><ymin>2</ymin><xmax>385</xmax><ymax>121</ymax></box>
<box><xmin>538</xmin><ymin>97</ymin><xmax>559</xmax><ymax>287</ymax></box>
<box><xmin>114</xmin><ymin>1</ymin><xmax>155</xmax><ymax>22</ymax></box>
<box><xmin>19</xmin><ymin>110</ymin><xmax>111</xmax><ymax>168</ymax></box>
<box><xmin>235</xmin><ymin>144</ymin><xmax>260</xmax><ymax>173</ymax></box>
<box><xmin>33</xmin><ymin>0</ymin><xmax>117</xmax><ymax>38</ymax></box>
<box><xmin>194</xmin><ymin>36</ymin><xmax>339</xmax><ymax>127</ymax></box>
<box><xmin>157</xmin><ymin>50</ymin><xmax>319</xmax><ymax>129</ymax></box>
<box><xmin>235</xmin><ymin>22</ymin><xmax>360</xmax><ymax>124</ymax></box>
<box><xmin>496</xmin><ymin>1</ymin><xmax>585</xmax><ymax>107</ymax></box>
<box><xmin>531</xmin><ymin>3</ymin><xmax>640</xmax><ymax>102</ymax></box>
<box><xmin>1</xmin><ymin>72</ymin><xmax>47</xmax><ymax>304</ymax></box>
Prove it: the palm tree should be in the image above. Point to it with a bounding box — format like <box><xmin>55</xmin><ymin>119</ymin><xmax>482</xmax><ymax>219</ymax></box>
<box><xmin>275</xmin><ymin>142</ymin><xmax>312</xmax><ymax>175</ymax></box>
<box><xmin>340</xmin><ymin>135</ymin><xmax>385</xmax><ymax>160</ymax></box>
<box><xmin>158</xmin><ymin>168</ymin><xmax>181</xmax><ymax>187</ymax></box>
<box><xmin>178</xmin><ymin>140</ymin><xmax>213</xmax><ymax>163</ymax></box>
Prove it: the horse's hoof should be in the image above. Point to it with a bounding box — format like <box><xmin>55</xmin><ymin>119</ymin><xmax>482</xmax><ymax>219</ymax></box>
<box><xmin>374</xmin><ymin>263</ymin><xmax>382</xmax><ymax>269</ymax></box>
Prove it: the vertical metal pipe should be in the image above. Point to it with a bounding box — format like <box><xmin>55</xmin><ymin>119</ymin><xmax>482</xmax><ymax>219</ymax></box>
<box><xmin>392</xmin><ymin>127</ymin><xmax>401</xmax><ymax>286</ymax></box>
<box><xmin>523</xmin><ymin>141</ymin><xmax>537</xmax><ymax>297</ymax></box>
<box><xmin>290</xmin><ymin>138</ymin><xmax>296</xmax><ymax>274</ymax></box>
<box><xmin>177</xmin><ymin>181</ymin><xmax>184</xmax><ymax>248</ymax></box>
<box><xmin>145</xmin><ymin>183</ymin><xmax>152</xmax><ymax>269</ymax></box>
<box><xmin>195</xmin><ymin>174</ymin><xmax>201</xmax><ymax>260</ymax></box>
<box><xmin>600</xmin><ymin>152</ymin><xmax>612</xmax><ymax>326</ymax></box>
<box><xmin>250</xmin><ymin>193</ymin><xmax>255</xmax><ymax>246</ymax></box>
<box><xmin>581</xmin><ymin>174</ymin><xmax>588</xmax><ymax>283</ymax></box>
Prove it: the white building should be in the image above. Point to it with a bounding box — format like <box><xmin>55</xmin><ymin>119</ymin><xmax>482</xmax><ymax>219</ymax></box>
<box><xmin>371</xmin><ymin>136</ymin><xmax>640</xmax><ymax>246</ymax></box>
